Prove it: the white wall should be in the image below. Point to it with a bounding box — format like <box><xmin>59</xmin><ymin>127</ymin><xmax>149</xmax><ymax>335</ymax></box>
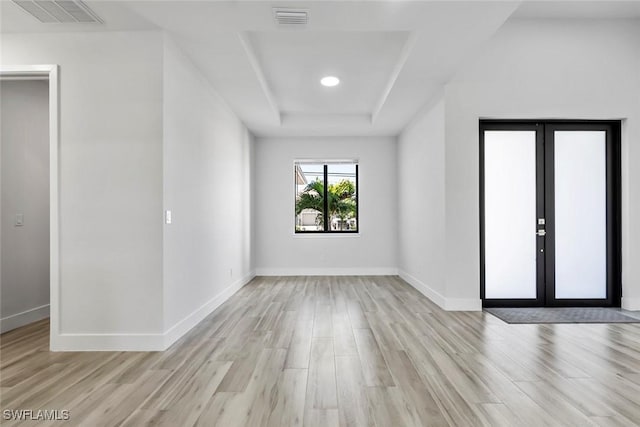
<box><xmin>1</xmin><ymin>31</ymin><xmax>256</xmax><ymax>350</ymax></box>
<box><xmin>1</xmin><ymin>31</ymin><xmax>165</xmax><ymax>348</ymax></box>
<box><xmin>441</xmin><ymin>19</ymin><xmax>640</xmax><ymax>308</ymax></box>
<box><xmin>1</xmin><ymin>80</ymin><xmax>50</xmax><ymax>333</ymax></box>
<box><xmin>255</xmin><ymin>137</ymin><xmax>397</xmax><ymax>275</ymax></box>
<box><xmin>397</xmin><ymin>96</ymin><xmax>448</xmax><ymax>306</ymax></box>
<box><xmin>162</xmin><ymin>36</ymin><xmax>255</xmax><ymax>343</ymax></box>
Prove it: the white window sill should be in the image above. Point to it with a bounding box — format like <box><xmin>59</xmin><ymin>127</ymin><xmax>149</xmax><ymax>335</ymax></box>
<box><xmin>293</xmin><ymin>232</ymin><xmax>361</xmax><ymax>239</ymax></box>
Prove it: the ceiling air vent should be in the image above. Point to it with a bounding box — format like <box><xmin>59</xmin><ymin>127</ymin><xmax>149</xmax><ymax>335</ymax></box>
<box><xmin>273</xmin><ymin>8</ymin><xmax>308</xmax><ymax>26</ymax></box>
<box><xmin>12</xmin><ymin>0</ymin><xmax>103</xmax><ymax>23</ymax></box>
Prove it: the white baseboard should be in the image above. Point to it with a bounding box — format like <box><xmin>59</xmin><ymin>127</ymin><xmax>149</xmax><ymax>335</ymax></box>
<box><xmin>1</xmin><ymin>304</ymin><xmax>50</xmax><ymax>334</ymax></box>
<box><xmin>51</xmin><ymin>271</ymin><xmax>256</xmax><ymax>352</ymax></box>
<box><xmin>255</xmin><ymin>267</ymin><xmax>398</xmax><ymax>276</ymax></box>
<box><xmin>399</xmin><ymin>270</ymin><xmax>447</xmax><ymax>308</ymax></box>
<box><xmin>622</xmin><ymin>297</ymin><xmax>640</xmax><ymax>311</ymax></box>
<box><xmin>163</xmin><ymin>270</ymin><xmax>255</xmax><ymax>349</ymax></box>
<box><xmin>398</xmin><ymin>270</ymin><xmax>482</xmax><ymax>312</ymax></box>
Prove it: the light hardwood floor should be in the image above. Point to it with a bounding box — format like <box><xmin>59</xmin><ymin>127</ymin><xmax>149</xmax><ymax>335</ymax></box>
<box><xmin>2</xmin><ymin>276</ymin><xmax>640</xmax><ymax>426</ymax></box>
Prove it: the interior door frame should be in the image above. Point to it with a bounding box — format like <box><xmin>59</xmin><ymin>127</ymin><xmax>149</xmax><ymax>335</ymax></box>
<box><xmin>479</xmin><ymin>119</ymin><xmax>621</xmax><ymax>308</ymax></box>
<box><xmin>0</xmin><ymin>65</ymin><xmax>61</xmax><ymax>348</ymax></box>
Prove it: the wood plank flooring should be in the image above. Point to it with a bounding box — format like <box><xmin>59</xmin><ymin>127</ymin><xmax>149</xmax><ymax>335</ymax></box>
<box><xmin>2</xmin><ymin>276</ymin><xmax>640</xmax><ymax>426</ymax></box>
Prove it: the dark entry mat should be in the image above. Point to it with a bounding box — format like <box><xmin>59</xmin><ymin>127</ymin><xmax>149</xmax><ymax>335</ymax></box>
<box><xmin>485</xmin><ymin>307</ymin><xmax>640</xmax><ymax>324</ymax></box>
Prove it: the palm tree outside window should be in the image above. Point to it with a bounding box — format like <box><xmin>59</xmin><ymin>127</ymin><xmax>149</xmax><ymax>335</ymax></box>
<box><xmin>294</xmin><ymin>161</ymin><xmax>358</xmax><ymax>233</ymax></box>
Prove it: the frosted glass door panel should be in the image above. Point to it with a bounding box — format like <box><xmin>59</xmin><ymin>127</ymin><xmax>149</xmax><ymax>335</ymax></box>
<box><xmin>484</xmin><ymin>131</ymin><xmax>537</xmax><ymax>299</ymax></box>
<box><xmin>554</xmin><ymin>131</ymin><xmax>607</xmax><ymax>299</ymax></box>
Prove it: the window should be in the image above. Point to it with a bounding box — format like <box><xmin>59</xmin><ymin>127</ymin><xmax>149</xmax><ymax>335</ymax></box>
<box><xmin>295</xmin><ymin>161</ymin><xmax>358</xmax><ymax>233</ymax></box>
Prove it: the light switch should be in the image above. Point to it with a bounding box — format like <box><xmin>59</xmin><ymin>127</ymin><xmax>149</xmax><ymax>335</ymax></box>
<box><xmin>165</xmin><ymin>210</ymin><xmax>172</xmax><ymax>225</ymax></box>
<box><xmin>15</xmin><ymin>213</ymin><xmax>24</xmax><ymax>226</ymax></box>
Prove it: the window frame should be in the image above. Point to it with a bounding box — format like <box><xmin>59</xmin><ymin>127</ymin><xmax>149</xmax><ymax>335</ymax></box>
<box><xmin>294</xmin><ymin>160</ymin><xmax>359</xmax><ymax>234</ymax></box>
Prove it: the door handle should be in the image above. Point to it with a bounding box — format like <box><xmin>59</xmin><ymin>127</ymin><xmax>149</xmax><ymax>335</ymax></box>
<box><xmin>536</xmin><ymin>230</ymin><xmax>546</xmax><ymax>237</ymax></box>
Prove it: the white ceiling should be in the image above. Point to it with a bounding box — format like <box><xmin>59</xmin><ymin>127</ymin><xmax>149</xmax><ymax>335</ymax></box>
<box><xmin>512</xmin><ymin>1</ymin><xmax>640</xmax><ymax>19</ymax></box>
<box><xmin>0</xmin><ymin>0</ymin><xmax>157</xmax><ymax>32</ymax></box>
<box><xmin>2</xmin><ymin>1</ymin><xmax>639</xmax><ymax>137</ymax></box>
<box><xmin>246</xmin><ymin>30</ymin><xmax>409</xmax><ymax>115</ymax></box>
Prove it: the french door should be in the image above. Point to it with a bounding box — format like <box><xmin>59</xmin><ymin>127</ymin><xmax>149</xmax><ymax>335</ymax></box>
<box><xmin>480</xmin><ymin>121</ymin><xmax>621</xmax><ymax>307</ymax></box>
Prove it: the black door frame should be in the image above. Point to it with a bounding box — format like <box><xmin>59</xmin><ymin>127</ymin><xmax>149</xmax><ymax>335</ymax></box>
<box><xmin>479</xmin><ymin>120</ymin><xmax>621</xmax><ymax>308</ymax></box>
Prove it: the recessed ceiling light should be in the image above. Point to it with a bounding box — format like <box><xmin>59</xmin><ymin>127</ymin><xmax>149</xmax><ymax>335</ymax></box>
<box><xmin>320</xmin><ymin>76</ymin><xmax>340</xmax><ymax>87</ymax></box>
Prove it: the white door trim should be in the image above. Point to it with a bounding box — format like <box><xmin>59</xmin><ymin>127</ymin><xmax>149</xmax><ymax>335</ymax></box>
<box><xmin>1</xmin><ymin>65</ymin><xmax>60</xmax><ymax>350</ymax></box>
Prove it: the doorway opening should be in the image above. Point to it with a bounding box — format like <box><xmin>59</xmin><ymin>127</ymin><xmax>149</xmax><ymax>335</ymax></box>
<box><xmin>480</xmin><ymin>120</ymin><xmax>621</xmax><ymax>308</ymax></box>
<box><xmin>0</xmin><ymin>66</ymin><xmax>59</xmax><ymax>349</ymax></box>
